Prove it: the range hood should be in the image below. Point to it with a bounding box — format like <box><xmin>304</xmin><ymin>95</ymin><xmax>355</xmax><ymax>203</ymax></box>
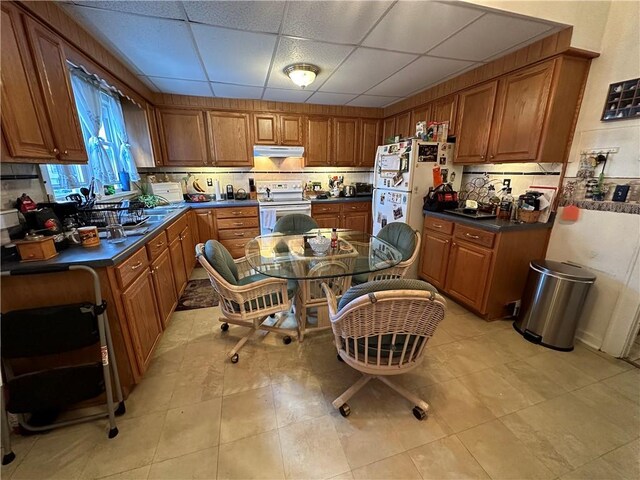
<box><xmin>253</xmin><ymin>145</ymin><xmax>304</xmax><ymax>158</ymax></box>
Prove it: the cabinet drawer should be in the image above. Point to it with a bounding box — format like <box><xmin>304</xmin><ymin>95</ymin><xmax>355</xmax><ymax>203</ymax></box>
<box><xmin>454</xmin><ymin>224</ymin><xmax>495</xmax><ymax>248</ymax></box>
<box><xmin>220</xmin><ymin>238</ymin><xmax>252</xmax><ymax>258</ymax></box>
<box><xmin>424</xmin><ymin>216</ymin><xmax>454</xmax><ymax>235</ymax></box>
<box><xmin>146</xmin><ymin>230</ymin><xmax>168</xmax><ymax>261</ymax></box>
<box><xmin>216</xmin><ymin>206</ymin><xmax>258</xmax><ymax>219</ymax></box>
<box><xmin>342</xmin><ymin>202</ymin><xmax>370</xmax><ymax>213</ymax></box>
<box><xmin>116</xmin><ymin>247</ymin><xmax>149</xmax><ymax>289</ymax></box>
<box><xmin>166</xmin><ymin>214</ymin><xmax>188</xmax><ymax>241</ymax></box>
<box><xmin>312</xmin><ymin>203</ymin><xmax>341</xmax><ymax>214</ymax></box>
<box><xmin>217</xmin><ymin>228</ymin><xmax>260</xmax><ymax>241</ymax></box>
<box><xmin>216</xmin><ymin>217</ymin><xmax>260</xmax><ymax>230</ymax></box>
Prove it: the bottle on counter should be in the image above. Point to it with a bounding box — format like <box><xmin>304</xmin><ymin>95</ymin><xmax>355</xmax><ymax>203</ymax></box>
<box><xmin>498</xmin><ymin>188</ymin><xmax>514</xmax><ymax>220</ymax></box>
<box><xmin>331</xmin><ymin>228</ymin><xmax>338</xmax><ymax>249</ymax></box>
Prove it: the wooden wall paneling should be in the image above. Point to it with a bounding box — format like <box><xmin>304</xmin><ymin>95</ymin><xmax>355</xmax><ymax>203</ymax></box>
<box><xmin>454</xmin><ymin>82</ymin><xmax>498</xmax><ymax>163</ymax></box>
<box><xmin>206</xmin><ymin>111</ymin><xmax>252</xmax><ymax>166</ymax></box>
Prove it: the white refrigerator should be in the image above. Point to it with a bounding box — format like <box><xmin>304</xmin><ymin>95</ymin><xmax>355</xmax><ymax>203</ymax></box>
<box><xmin>372</xmin><ymin>140</ymin><xmax>463</xmax><ymax>236</ymax></box>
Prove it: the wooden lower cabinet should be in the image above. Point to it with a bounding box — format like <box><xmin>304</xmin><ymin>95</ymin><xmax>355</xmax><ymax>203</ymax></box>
<box><xmin>419</xmin><ymin>214</ymin><xmax>551</xmax><ymax>319</ymax></box>
<box><xmin>312</xmin><ymin>201</ymin><xmax>371</xmax><ymax>232</ymax></box>
<box><xmin>214</xmin><ymin>206</ymin><xmax>259</xmax><ymax>258</ymax></box>
<box><xmin>180</xmin><ymin>225</ymin><xmax>196</xmax><ymax>271</ymax></box>
<box><xmin>169</xmin><ymin>235</ymin><xmax>188</xmax><ymax>297</ymax></box>
<box><xmin>150</xmin><ymin>249</ymin><xmax>177</xmax><ymax>327</ymax></box>
<box><xmin>121</xmin><ymin>269</ymin><xmax>163</xmax><ymax>374</ymax></box>
<box><xmin>194</xmin><ymin>209</ymin><xmax>215</xmax><ymax>244</ymax></box>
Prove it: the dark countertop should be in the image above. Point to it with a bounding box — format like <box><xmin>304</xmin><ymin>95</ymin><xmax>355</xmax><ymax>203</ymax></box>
<box><xmin>423</xmin><ymin>210</ymin><xmax>554</xmax><ymax>232</ymax></box>
<box><xmin>187</xmin><ymin>199</ymin><xmax>259</xmax><ymax>208</ymax></box>
<box><xmin>310</xmin><ymin>196</ymin><xmax>372</xmax><ymax>203</ymax></box>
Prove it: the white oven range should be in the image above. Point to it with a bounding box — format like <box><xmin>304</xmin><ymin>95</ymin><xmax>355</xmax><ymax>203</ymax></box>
<box><xmin>256</xmin><ymin>180</ymin><xmax>311</xmax><ymax>235</ymax></box>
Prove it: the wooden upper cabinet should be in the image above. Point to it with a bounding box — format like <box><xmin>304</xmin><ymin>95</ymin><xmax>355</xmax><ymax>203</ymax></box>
<box><xmin>410</xmin><ymin>105</ymin><xmax>431</xmax><ymax>135</ymax></box>
<box><xmin>489</xmin><ymin>60</ymin><xmax>555</xmax><ymax>162</ymax></box>
<box><xmin>431</xmin><ymin>95</ymin><xmax>458</xmax><ymax>135</ymax></box>
<box><xmin>207</xmin><ymin>111</ymin><xmax>252</xmax><ymax>167</ymax></box>
<box><xmin>157</xmin><ymin>108</ymin><xmax>208</xmax><ymax>166</ymax></box>
<box><xmin>333</xmin><ymin>117</ymin><xmax>359</xmax><ymax>167</ymax></box>
<box><xmin>146</xmin><ymin>104</ymin><xmax>163</xmax><ymax>166</ymax></box>
<box><xmin>279</xmin><ymin>115</ymin><xmax>303</xmax><ymax>145</ymax></box>
<box><xmin>253</xmin><ymin>113</ymin><xmax>278</xmax><ymax>145</ymax></box>
<box><xmin>395</xmin><ymin>112</ymin><xmax>411</xmax><ymax>139</ymax></box>
<box><xmin>305</xmin><ymin>116</ymin><xmax>331</xmax><ymax>166</ymax></box>
<box><xmin>1</xmin><ymin>4</ymin><xmax>55</xmax><ymax>161</ymax></box>
<box><xmin>454</xmin><ymin>82</ymin><xmax>498</xmax><ymax>163</ymax></box>
<box><xmin>24</xmin><ymin>17</ymin><xmax>87</xmax><ymax>163</ymax></box>
<box><xmin>359</xmin><ymin>118</ymin><xmax>380</xmax><ymax>167</ymax></box>
<box><xmin>382</xmin><ymin>117</ymin><xmax>395</xmax><ymax>143</ymax></box>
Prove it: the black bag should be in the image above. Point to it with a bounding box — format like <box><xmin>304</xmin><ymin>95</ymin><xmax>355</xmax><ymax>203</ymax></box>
<box><xmin>423</xmin><ymin>184</ymin><xmax>459</xmax><ymax>212</ymax></box>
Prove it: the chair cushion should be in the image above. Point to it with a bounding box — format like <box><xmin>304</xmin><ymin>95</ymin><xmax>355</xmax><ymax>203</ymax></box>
<box><xmin>337</xmin><ymin>279</ymin><xmax>437</xmax><ymax>311</ymax></box>
<box><xmin>351</xmin><ymin>273</ymin><xmax>369</xmax><ymax>285</ymax></box>
<box><xmin>204</xmin><ymin>240</ymin><xmax>238</xmax><ymax>285</ymax></box>
<box><xmin>273</xmin><ymin>214</ymin><xmax>318</xmax><ymax>234</ymax></box>
<box><xmin>378</xmin><ymin>222</ymin><xmax>417</xmax><ymax>261</ymax></box>
<box><xmin>238</xmin><ymin>274</ymin><xmax>298</xmax><ymax>299</ymax></box>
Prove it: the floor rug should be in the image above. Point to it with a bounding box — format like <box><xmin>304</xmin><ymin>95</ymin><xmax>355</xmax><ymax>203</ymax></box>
<box><xmin>175</xmin><ymin>279</ymin><xmax>219</xmax><ymax>311</ymax></box>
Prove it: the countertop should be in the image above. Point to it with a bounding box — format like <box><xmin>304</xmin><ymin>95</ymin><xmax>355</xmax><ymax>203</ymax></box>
<box><xmin>309</xmin><ymin>196</ymin><xmax>372</xmax><ymax>203</ymax></box>
<box><xmin>423</xmin><ymin>210</ymin><xmax>554</xmax><ymax>232</ymax></box>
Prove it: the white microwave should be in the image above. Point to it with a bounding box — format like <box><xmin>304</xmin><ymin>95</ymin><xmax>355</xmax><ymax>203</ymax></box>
<box><xmin>148</xmin><ymin>182</ymin><xmax>183</xmax><ymax>203</ymax></box>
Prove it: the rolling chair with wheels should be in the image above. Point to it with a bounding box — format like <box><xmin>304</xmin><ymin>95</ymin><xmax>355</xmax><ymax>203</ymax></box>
<box><xmin>321</xmin><ymin>279</ymin><xmax>446</xmax><ymax>420</ymax></box>
<box><xmin>196</xmin><ymin>241</ymin><xmax>298</xmax><ymax>363</ymax></box>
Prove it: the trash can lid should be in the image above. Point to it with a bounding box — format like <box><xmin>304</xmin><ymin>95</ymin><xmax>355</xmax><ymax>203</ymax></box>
<box><xmin>530</xmin><ymin>260</ymin><xmax>596</xmax><ymax>282</ymax></box>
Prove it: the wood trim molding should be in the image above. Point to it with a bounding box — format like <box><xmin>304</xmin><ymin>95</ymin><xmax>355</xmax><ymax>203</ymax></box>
<box><xmin>384</xmin><ymin>27</ymin><xmax>598</xmax><ymax>117</ymax></box>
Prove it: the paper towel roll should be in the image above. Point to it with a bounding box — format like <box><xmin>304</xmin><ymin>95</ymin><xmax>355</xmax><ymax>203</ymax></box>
<box><xmin>214</xmin><ymin>179</ymin><xmax>221</xmax><ymax>200</ymax></box>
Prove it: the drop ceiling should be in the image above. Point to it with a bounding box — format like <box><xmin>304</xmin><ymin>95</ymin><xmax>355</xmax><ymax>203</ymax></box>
<box><xmin>59</xmin><ymin>1</ymin><xmax>565</xmax><ymax>108</ymax></box>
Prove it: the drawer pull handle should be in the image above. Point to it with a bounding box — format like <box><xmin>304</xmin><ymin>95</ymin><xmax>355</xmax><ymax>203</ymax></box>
<box><xmin>351</xmin><ymin>206</ymin><xmax>357</xmax><ymax>209</ymax></box>
<box><xmin>232</xmin><ymin>211</ymin><xmax>241</xmax><ymax>215</ymax></box>
<box><xmin>155</xmin><ymin>241</ymin><xmax>165</xmax><ymax>247</ymax></box>
<box><xmin>234</xmin><ymin>232</ymin><xmax>245</xmax><ymax>237</ymax></box>
<box><xmin>235</xmin><ymin>243</ymin><xmax>245</xmax><ymax>247</ymax></box>
<box><xmin>233</xmin><ymin>222</ymin><xmax>243</xmax><ymax>226</ymax></box>
<box><xmin>432</xmin><ymin>223</ymin><xmax>443</xmax><ymax>228</ymax></box>
<box><xmin>465</xmin><ymin>233</ymin><xmax>480</xmax><ymax>239</ymax></box>
<box><xmin>130</xmin><ymin>261</ymin><xmax>143</xmax><ymax>270</ymax></box>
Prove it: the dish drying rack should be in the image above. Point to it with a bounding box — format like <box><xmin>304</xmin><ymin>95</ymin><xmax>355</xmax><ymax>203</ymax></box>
<box><xmin>78</xmin><ymin>201</ymin><xmax>148</xmax><ymax>228</ymax></box>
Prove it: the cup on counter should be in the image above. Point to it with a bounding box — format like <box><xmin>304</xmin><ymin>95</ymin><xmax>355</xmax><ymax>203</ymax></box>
<box><xmin>78</xmin><ymin>226</ymin><xmax>100</xmax><ymax>247</ymax></box>
<box><xmin>106</xmin><ymin>223</ymin><xmax>127</xmax><ymax>244</ymax></box>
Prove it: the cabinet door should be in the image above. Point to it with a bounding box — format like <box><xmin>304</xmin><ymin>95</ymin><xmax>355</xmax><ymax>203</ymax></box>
<box><xmin>445</xmin><ymin>241</ymin><xmax>492</xmax><ymax>311</ymax></box>
<box><xmin>343</xmin><ymin>211</ymin><xmax>369</xmax><ymax>232</ymax></box>
<box><xmin>410</xmin><ymin>105</ymin><xmax>431</xmax><ymax>136</ymax></box>
<box><xmin>157</xmin><ymin>108</ymin><xmax>208</xmax><ymax>166</ymax></box>
<box><xmin>333</xmin><ymin>117</ymin><xmax>359</xmax><ymax>167</ymax></box>
<box><xmin>151</xmin><ymin>249</ymin><xmax>177</xmax><ymax>328</ymax></box>
<box><xmin>1</xmin><ymin>4</ymin><xmax>55</xmax><ymax>160</ymax></box>
<box><xmin>313</xmin><ymin>214</ymin><xmax>337</xmax><ymax>229</ymax></box>
<box><xmin>121</xmin><ymin>269</ymin><xmax>163</xmax><ymax>374</ymax></box>
<box><xmin>431</xmin><ymin>95</ymin><xmax>458</xmax><ymax>135</ymax></box>
<box><xmin>280</xmin><ymin>115</ymin><xmax>303</xmax><ymax>145</ymax></box>
<box><xmin>359</xmin><ymin>118</ymin><xmax>380</xmax><ymax>167</ymax></box>
<box><xmin>207</xmin><ymin>111</ymin><xmax>252</xmax><ymax>167</ymax></box>
<box><xmin>24</xmin><ymin>18</ymin><xmax>87</xmax><ymax>163</ymax></box>
<box><xmin>195</xmin><ymin>209</ymin><xmax>215</xmax><ymax>244</ymax></box>
<box><xmin>187</xmin><ymin>210</ymin><xmax>199</xmax><ymax>256</ymax></box>
<box><xmin>382</xmin><ymin>117</ymin><xmax>395</xmax><ymax>143</ymax></box>
<box><xmin>253</xmin><ymin>113</ymin><xmax>278</xmax><ymax>145</ymax></box>
<box><xmin>146</xmin><ymin>104</ymin><xmax>163</xmax><ymax>166</ymax></box>
<box><xmin>180</xmin><ymin>226</ymin><xmax>195</xmax><ymax>274</ymax></box>
<box><xmin>305</xmin><ymin>116</ymin><xmax>331</xmax><ymax>166</ymax></box>
<box><xmin>395</xmin><ymin>112</ymin><xmax>411</xmax><ymax>139</ymax></box>
<box><xmin>454</xmin><ymin>82</ymin><xmax>497</xmax><ymax>164</ymax></box>
<box><xmin>489</xmin><ymin>60</ymin><xmax>555</xmax><ymax>162</ymax></box>
<box><xmin>419</xmin><ymin>231</ymin><xmax>451</xmax><ymax>289</ymax></box>
<box><xmin>169</xmin><ymin>236</ymin><xmax>188</xmax><ymax>297</ymax></box>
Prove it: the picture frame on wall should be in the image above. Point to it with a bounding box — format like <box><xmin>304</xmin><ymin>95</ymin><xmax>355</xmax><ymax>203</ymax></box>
<box><xmin>601</xmin><ymin>77</ymin><xmax>640</xmax><ymax>121</ymax></box>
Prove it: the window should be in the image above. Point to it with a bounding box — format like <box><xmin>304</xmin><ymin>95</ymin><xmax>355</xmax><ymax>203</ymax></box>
<box><xmin>44</xmin><ymin>70</ymin><xmax>140</xmax><ymax>200</ymax></box>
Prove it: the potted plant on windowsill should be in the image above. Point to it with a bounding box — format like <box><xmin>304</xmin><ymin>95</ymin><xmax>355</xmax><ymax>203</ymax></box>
<box><xmin>133</xmin><ymin>182</ymin><xmax>167</xmax><ymax>208</ymax></box>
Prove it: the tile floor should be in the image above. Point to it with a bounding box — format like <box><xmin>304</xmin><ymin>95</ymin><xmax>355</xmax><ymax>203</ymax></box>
<box><xmin>2</xmin><ymin>270</ymin><xmax>638</xmax><ymax>480</ymax></box>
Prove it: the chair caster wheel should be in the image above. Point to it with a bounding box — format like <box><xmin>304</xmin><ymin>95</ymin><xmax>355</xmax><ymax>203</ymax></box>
<box><xmin>283</xmin><ymin>336</ymin><xmax>292</xmax><ymax>345</ymax></box>
<box><xmin>339</xmin><ymin>404</ymin><xmax>351</xmax><ymax>417</ymax></box>
<box><xmin>337</xmin><ymin>354</ymin><xmax>344</xmax><ymax>362</ymax></box>
<box><xmin>269</xmin><ymin>314</ymin><xmax>276</xmax><ymax>319</ymax></box>
<box><xmin>108</xmin><ymin>427</ymin><xmax>119</xmax><ymax>439</ymax></box>
<box><xmin>221</xmin><ymin>323</ymin><xmax>229</xmax><ymax>332</ymax></box>
<box><xmin>2</xmin><ymin>452</ymin><xmax>16</xmax><ymax>465</ymax></box>
<box><xmin>231</xmin><ymin>353</ymin><xmax>239</xmax><ymax>364</ymax></box>
<box><xmin>115</xmin><ymin>401</ymin><xmax>126</xmax><ymax>416</ymax></box>
<box><xmin>412</xmin><ymin>406</ymin><xmax>427</xmax><ymax>421</ymax></box>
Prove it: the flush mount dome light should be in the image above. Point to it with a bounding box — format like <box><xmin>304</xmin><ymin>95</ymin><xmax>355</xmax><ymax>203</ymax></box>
<box><xmin>284</xmin><ymin>63</ymin><xmax>320</xmax><ymax>88</ymax></box>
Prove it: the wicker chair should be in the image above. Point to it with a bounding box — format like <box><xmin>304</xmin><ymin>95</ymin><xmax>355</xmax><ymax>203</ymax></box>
<box><xmin>273</xmin><ymin>214</ymin><xmax>319</xmax><ymax>234</ymax></box>
<box><xmin>353</xmin><ymin>223</ymin><xmax>421</xmax><ymax>284</ymax></box>
<box><xmin>196</xmin><ymin>241</ymin><xmax>297</xmax><ymax>363</ymax></box>
<box><xmin>321</xmin><ymin>279</ymin><xmax>446</xmax><ymax>420</ymax></box>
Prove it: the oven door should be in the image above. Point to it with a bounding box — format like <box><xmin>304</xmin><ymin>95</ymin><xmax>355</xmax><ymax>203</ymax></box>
<box><xmin>259</xmin><ymin>203</ymin><xmax>312</xmax><ymax>235</ymax></box>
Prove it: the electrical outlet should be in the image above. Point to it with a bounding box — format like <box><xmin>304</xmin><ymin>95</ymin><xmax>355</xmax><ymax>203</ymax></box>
<box><xmin>206</xmin><ymin>178</ymin><xmax>213</xmax><ymax>187</ymax></box>
<box><xmin>503</xmin><ymin>178</ymin><xmax>511</xmax><ymax>188</ymax></box>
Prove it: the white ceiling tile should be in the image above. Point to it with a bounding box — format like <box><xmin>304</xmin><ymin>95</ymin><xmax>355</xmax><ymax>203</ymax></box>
<box><xmin>183</xmin><ymin>1</ymin><xmax>285</xmax><ymax>33</ymax></box>
<box><xmin>137</xmin><ymin>76</ymin><xmax>159</xmax><ymax>92</ymax></box>
<box><xmin>282</xmin><ymin>1</ymin><xmax>392</xmax><ymax>44</ymax></box>
<box><xmin>211</xmin><ymin>83</ymin><xmax>263</xmax><ymax>99</ymax></box>
<box><xmin>362</xmin><ymin>1</ymin><xmax>483</xmax><ymax>54</ymax></box>
<box><xmin>68</xmin><ymin>1</ymin><xmax>185</xmax><ymax>19</ymax></box>
<box><xmin>367</xmin><ymin>56</ymin><xmax>475</xmax><ymax>97</ymax></box>
<box><xmin>262</xmin><ymin>88</ymin><xmax>313</xmax><ymax>103</ymax></box>
<box><xmin>428</xmin><ymin>13</ymin><xmax>554</xmax><ymax>61</ymax></box>
<box><xmin>192</xmin><ymin>25</ymin><xmax>276</xmax><ymax>86</ymax></box>
<box><xmin>347</xmin><ymin>95</ymin><xmax>402</xmax><ymax>108</ymax></box>
<box><xmin>319</xmin><ymin>48</ymin><xmax>416</xmax><ymax>94</ymax></box>
<box><xmin>147</xmin><ymin>77</ymin><xmax>212</xmax><ymax>96</ymax></box>
<box><xmin>306</xmin><ymin>92</ymin><xmax>358</xmax><ymax>105</ymax></box>
<box><xmin>268</xmin><ymin>37</ymin><xmax>353</xmax><ymax>90</ymax></box>
<box><xmin>64</xmin><ymin>6</ymin><xmax>206</xmax><ymax>81</ymax></box>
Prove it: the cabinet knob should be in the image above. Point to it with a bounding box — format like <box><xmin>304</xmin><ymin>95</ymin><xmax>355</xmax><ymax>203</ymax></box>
<box><xmin>52</xmin><ymin>148</ymin><xmax>59</xmax><ymax>154</ymax></box>
<box><xmin>490</xmin><ymin>154</ymin><xmax>494</xmax><ymax>159</ymax></box>
<box><xmin>480</xmin><ymin>155</ymin><xmax>485</xmax><ymax>160</ymax></box>
<box><xmin>63</xmin><ymin>150</ymin><xmax>68</xmax><ymax>155</ymax></box>
<box><xmin>156</xmin><ymin>241</ymin><xmax>164</xmax><ymax>247</ymax></box>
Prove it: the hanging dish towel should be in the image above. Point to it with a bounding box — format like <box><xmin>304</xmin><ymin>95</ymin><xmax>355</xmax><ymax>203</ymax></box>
<box><xmin>260</xmin><ymin>209</ymin><xmax>276</xmax><ymax>233</ymax></box>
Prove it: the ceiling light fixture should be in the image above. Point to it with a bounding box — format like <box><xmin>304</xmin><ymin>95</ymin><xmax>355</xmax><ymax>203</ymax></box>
<box><xmin>283</xmin><ymin>63</ymin><xmax>320</xmax><ymax>89</ymax></box>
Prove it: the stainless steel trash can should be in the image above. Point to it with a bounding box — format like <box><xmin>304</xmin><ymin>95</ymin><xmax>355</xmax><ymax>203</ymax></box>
<box><xmin>514</xmin><ymin>260</ymin><xmax>596</xmax><ymax>351</ymax></box>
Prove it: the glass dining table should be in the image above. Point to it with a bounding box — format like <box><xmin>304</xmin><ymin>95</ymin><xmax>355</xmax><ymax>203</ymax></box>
<box><xmin>244</xmin><ymin>229</ymin><xmax>403</xmax><ymax>340</ymax></box>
